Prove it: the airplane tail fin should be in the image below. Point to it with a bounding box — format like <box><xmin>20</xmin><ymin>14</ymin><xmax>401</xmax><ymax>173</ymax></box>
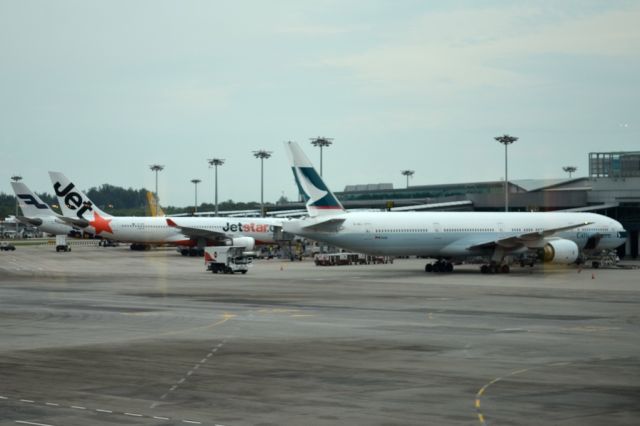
<box><xmin>10</xmin><ymin>181</ymin><xmax>56</xmax><ymax>218</ymax></box>
<box><xmin>146</xmin><ymin>191</ymin><xmax>165</xmax><ymax>217</ymax></box>
<box><xmin>284</xmin><ymin>141</ymin><xmax>345</xmax><ymax>217</ymax></box>
<box><xmin>48</xmin><ymin>171</ymin><xmax>111</xmax><ymax>220</ymax></box>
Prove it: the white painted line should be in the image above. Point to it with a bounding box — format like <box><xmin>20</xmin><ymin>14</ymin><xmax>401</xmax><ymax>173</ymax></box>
<box><xmin>187</xmin><ymin>371</ymin><xmax>193</xmax><ymax>376</ymax></box>
<box><xmin>183</xmin><ymin>421</ymin><xmax>202</xmax><ymax>424</ymax></box>
<box><xmin>20</xmin><ymin>399</ymin><xmax>34</xmax><ymax>403</ymax></box>
<box><xmin>200</xmin><ymin>358</ymin><xmax>207</xmax><ymax>363</ymax></box>
<box><xmin>193</xmin><ymin>364</ymin><xmax>200</xmax><ymax>370</ymax></box>
<box><xmin>212</xmin><ymin>348</ymin><xmax>218</xmax><ymax>353</ymax></box>
<box><xmin>70</xmin><ymin>405</ymin><xmax>86</xmax><ymax>410</ymax></box>
<box><xmin>45</xmin><ymin>403</ymin><xmax>59</xmax><ymax>407</ymax></box>
<box><xmin>217</xmin><ymin>343</ymin><xmax>223</xmax><ymax>348</ymax></box>
<box><xmin>160</xmin><ymin>393</ymin><xmax>168</xmax><ymax>400</ymax></box>
<box><xmin>153</xmin><ymin>416</ymin><xmax>170</xmax><ymax>421</ymax></box>
<box><xmin>95</xmin><ymin>409</ymin><xmax>112</xmax><ymax>413</ymax></box>
<box><xmin>178</xmin><ymin>378</ymin><xmax>185</xmax><ymax>384</ymax></box>
<box><xmin>170</xmin><ymin>386</ymin><xmax>177</xmax><ymax>391</ymax></box>
<box><xmin>206</xmin><ymin>353</ymin><xmax>213</xmax><ymax>358</ymax></box>
<box><xmin>124</xmin><ymin>412</ymin><xmax>143</xmax><ymax>417</ymax></box>
<box><xmin>0</xmin><ymin>396</ymin><xmax>8</xmax><ymax>399</ymax></box>
<box><xmin>15</xmin><ymin>421</ymin><xmax>55</xmax><ymax>426</ymax></box>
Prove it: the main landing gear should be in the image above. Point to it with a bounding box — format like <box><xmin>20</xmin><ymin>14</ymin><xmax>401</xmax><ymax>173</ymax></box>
<box><xmin>480</xmin><ymin>263</ymin><xmax>510</xmax><ymax>274</ymax></box>
<box><xmin>425</xmin><ymin>260</ymin><xmax>454</xmax><ymax>273</ymax></box>
<box><xmin>180</xmin><ymin>248</ymin><xmax>205</xmax><ymax>257</ymax></box>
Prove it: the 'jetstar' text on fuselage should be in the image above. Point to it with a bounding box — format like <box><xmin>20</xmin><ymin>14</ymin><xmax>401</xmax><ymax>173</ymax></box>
<box><xmin>222</xmin><ymin>222</ymin><xmax>275</xmax><ymax>233</ymax></box>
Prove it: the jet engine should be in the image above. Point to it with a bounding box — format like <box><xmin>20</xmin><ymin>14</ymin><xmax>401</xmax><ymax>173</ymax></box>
<box><xmin>227</xmin><ymin>236</ymin><xmax>256</xmax><ymax>251</ymax></box>
<box><xmin>542</xmin><ymin>239</ymin><xmax>579</xmax><ymax>264</ymax></box>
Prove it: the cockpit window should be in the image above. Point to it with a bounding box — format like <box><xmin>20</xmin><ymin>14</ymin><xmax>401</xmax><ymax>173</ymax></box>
<box><xmin>618</xmin><ymin>231</ymin><xmax>628</xmax><ymax>239</ymax></box>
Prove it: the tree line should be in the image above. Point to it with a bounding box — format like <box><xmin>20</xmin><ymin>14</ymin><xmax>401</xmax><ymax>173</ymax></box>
<box><xmin>0</xmin><ymin>184</ymin><xmax>283</xmax><ymax>219</ymax></box>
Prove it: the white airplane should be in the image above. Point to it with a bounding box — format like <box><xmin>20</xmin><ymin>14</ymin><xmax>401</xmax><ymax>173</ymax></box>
<box><xmin>48</xmin><ymin>171</ymin><xmax>286</xmax><ymax>254</ymax></box>
<box><xmin>283</xmin><ymin>142</ymin><xmax>628</xmax><ymax>273</ymax></box>
<box><xmin>11</xmin><ymin>181</ymin><xmax>74</xmax><ymax>236</ymax></box>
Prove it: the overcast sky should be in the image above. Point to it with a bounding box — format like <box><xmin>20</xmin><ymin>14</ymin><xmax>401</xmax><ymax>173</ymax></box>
<box><xmin>1</xmin><ymin>0</ymin><xmax>638</xmax><ymax>207</ymax></box>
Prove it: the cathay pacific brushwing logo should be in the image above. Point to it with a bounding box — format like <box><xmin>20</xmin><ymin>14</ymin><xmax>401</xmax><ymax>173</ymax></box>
<box><xmin>295</xmin><ymin>166</ymin><xmax>342</xmax><ymax>209</ymax></box>
<box><xmin>295</xmin><ymin>167</ymin><xmax>328</xmax><ymax>204</ymax></box>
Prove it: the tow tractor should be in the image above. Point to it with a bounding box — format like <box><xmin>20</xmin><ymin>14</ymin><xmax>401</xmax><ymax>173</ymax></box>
<box><xmin>204</xmin><ymin>246</ymin><xmax>252</xmax><ymax>274</ymax></box>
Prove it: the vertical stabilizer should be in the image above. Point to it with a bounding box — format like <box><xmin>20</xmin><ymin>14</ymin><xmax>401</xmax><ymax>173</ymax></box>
<box><xmin>146</xmin><ymin>191</ymin><xmax>165</xmax><ymax>217</ymax></box>
<box><xmin>48</xmin><ymin>171</ymin><xmax>111</xmax><ymax>220</ymax></box>
<box><xmin>11</xmin><ymin>182</ymin><xmax>56</xmax><ymax>218</ymax></box>
<box><xmin>284</xmin><ymin>141</ymin><xmax>345</xmax><ymax>217</ymax></box>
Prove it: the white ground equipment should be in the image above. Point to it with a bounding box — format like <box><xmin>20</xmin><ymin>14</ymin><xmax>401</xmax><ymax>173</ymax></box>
<box><xmin>204</xmin><ymin>246</ymin><xmax>252</xmax><ymax>274</ymax></box>
<box><xmin>55</xmin><ymin>234</ymin><xmax>71</xmax><ymax>252</ymax></box>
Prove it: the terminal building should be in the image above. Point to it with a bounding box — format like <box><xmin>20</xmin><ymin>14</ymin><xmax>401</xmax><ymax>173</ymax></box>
<box><xmin>274</xmin><ymin>151</ymin><xmax>640</xmax><ymax>258</ymax></box>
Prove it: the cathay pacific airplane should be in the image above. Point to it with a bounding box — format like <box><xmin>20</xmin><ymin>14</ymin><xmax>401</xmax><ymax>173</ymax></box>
<box><xmin>283</xmin><ymin>142</ymin><xmax>627</xmax><ymax>273</ymax></box>
<box><xmin>48</xmin><ymin>172</ymin><xmax>286</xmax><ymax>255</ymax></box>
<box><xmin>11</xmin><ymin>181</ymin><xmax>74</xmax><ymax>236</ymax></box>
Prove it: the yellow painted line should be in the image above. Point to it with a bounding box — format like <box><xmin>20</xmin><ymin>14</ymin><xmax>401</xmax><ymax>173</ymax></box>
<box><xmin>290</xmin><ymin>314</ymin><xmax>314</xmax><ymax>318</ymax></box>
<box><xmin>477</xmin><ymin>387</ymin><xmax>485</xmax><ymax>396</ymax></box>
<box><xmin>478</xmin><ymin>413</ymin><xmax>485</xmax><ymax>423</ymax></box>
<box><xmin>154</xmin><ymin>313</ymin><xmax>235</xmax><ymax>338</ymax></box>
<box><xmin>475</xmin><ymin>399</ymin><xmax>481</xmax><ymax>408</ymax></box>
<box><xmin>511</xmin><ymin>368</ymin><xmax>529</xmax><ymax>375</ymax></box>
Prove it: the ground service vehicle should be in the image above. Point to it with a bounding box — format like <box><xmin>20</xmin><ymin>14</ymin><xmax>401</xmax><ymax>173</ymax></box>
<box><xmin>0</xmin><ymin>242</ymin><xmax>16</xmax><ymax>251</ymax></box>
<box><xmin>205</xmin><ymin>246</ymin><xmax>251</xmax><ymax>274</ymax></box>
<box><xmin>55</xmin><ymin>235</ymin><xmax>71</xmax><ymax>252</ymax></box>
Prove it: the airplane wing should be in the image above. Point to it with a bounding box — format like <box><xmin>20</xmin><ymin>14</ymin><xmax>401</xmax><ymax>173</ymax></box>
<box><xmin>467</xmin><ymin>221</ymin><xmax>593</xmax><ymax>251</ymax></box>
<box><xmin>166</xmin><ymin>218</ymin><xmax>229</xmax><ymax>241</ymax></box>
<box><xmin>300</xmin><ymin>217</ymin><xmax>346</xmax><ymax>233</ymax></box>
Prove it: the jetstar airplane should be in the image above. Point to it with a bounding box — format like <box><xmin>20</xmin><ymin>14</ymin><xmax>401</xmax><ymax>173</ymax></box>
<box><xmin>283</xmin><ymin>142</ymin><xmax>628</xmax><ymax>273</ymax></box>
<box><xmin>11</xmin><ymin>181</ymin><xmax>74</xmax><ymax>236</ymax></box>
<box><xmin>48</xmin><ymin>172</ymin><xmax>286</xmax><ymax>255</ymax></box>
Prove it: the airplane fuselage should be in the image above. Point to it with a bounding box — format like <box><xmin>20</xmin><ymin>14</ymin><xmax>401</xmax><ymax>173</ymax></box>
<box><xmin>284</xmin><ymin>211</ymin><xmax>626</xmax><ymax>257</ymax></box>
<box><xmin>87</xmin><ymin>216</ymin><xmax>284</xmax><ymax>246</ymax></box>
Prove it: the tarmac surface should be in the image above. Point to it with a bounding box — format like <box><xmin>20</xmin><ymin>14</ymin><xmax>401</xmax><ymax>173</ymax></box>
<box><xmin>0</xmin><ymin>245</ymin><xmax>639</xmax><ymax>426</ymax></box>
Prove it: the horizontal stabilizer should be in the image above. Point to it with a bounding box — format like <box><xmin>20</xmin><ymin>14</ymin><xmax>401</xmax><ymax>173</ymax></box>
<box><xmin>58</xmin><ymin>216</ymin><xmax>89</xmax><ymax>228</ymax></box>
<box><xmin>301</xmin><ymin>217</ymin><xmax>346</xmax><ymax>233</ymax></box>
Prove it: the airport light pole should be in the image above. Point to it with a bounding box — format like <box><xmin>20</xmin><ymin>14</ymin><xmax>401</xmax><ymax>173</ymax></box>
<box><xmin>253</xmin><ymin>150</ymin><xmax>272</xmax><ymax>217</ymax></box>
<box><xmin>10</xmin><ymin>175</ymin><xmax>22</xmax><ymax>234</ymax></box>
<box><xmin>207</xmin><ymin>158</ymin><xmax>225</xmax><ymax>216</ymax></box>
<box><xmin>310</xmin><ymin>137</ymin><xmax>333</xmax><ymax>177</ymax></box>
<box><xmin>562</xmin><ymin>166</ymin><xmax>577</xmax><ymax>178</ymax></box>
<box><xmin>494</xmin><ymin>134</ymin><xmax>518</xmax><ymax>212</ymax></box>
<box><xmin>191</xmin><ymin>179</ymin><xmax>201</xmax><ymax>214</ymax></box>
<box><xmin>401</xmin><ymin>170</ymin><xmax>415</xmax><ymax>189</ymax></box>
<box><xmin>149</xmin><ymin>164</ymin><xmax>165</xmax><ymax>200</ymax></box>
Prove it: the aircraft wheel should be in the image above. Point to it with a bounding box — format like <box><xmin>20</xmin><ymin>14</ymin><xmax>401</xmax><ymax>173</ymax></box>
<box><xmin>241</xmin><ymin>270</ymin><xmax>247</xmax><ymax>274</ymax></box>
<box><xmin>500</xmin><ymin>264</ymin><xmax>510</xmax><ymax>274</ymax></box>
<box><xmin>480</xmin><ymin>265</ymin><xmax>488</xmax><ymax>274</ymax></box>
<box><xmin>425</xmin><ymin>263</ymin><xmax>433</xmax><ymax>273</ymax></box>
<box><xmin>445</xmin><ymin>263</ymin><xmax>453</xmax><ymax>273</ymax></box>
<box><xmin>592</xmin><ymin>261</ymin><xmax>600</xmax><ymax>269</ymax></box>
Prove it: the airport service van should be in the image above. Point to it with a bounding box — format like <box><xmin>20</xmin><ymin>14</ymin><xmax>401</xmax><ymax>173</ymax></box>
<box><xmin>204</xmin><ymin>246</ymin><xmax>252</xmax><ymax>274</ymax></box>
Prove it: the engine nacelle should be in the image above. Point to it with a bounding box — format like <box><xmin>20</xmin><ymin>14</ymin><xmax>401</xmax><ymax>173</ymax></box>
<box><xmin>542</xmin><ymin>239</ymin><xmax>579</xmax><ymax>264</ymax></box>
<box><xmin>228</xmin><ymin>236</ymin><xmax>255</xmax><ymax>251</ymax></box>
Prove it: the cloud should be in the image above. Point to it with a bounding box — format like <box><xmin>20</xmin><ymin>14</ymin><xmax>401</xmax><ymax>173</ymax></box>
<box><xmin>318</xmin><ymin>4</ymin><xmax>640</xmax><ymax>95</ymax></box>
